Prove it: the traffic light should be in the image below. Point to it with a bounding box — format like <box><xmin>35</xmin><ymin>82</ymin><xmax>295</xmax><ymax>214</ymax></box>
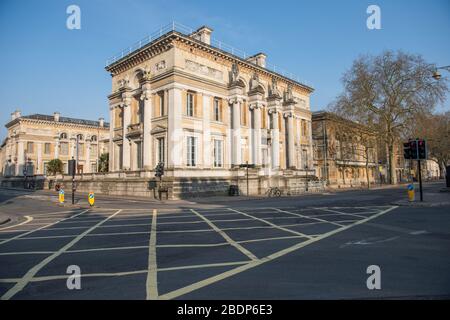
<box><xmin>417</xmin><ymin>139</ymin><xmax>427</xmax><ymax>160</ymax></box>
<box><xmin>403</xmin><ymin>142</ymin><xmax>411</xmax><ymax>159</ymax></box>
<box><xmin>154</xmin><ymin>162</ymin><xmax>164</xmax><ymax>178</ymax></box>
<box><xmin>409</xmin><ymin>140</ymin><xmax>418</xmax><ymax>160</ymax></box>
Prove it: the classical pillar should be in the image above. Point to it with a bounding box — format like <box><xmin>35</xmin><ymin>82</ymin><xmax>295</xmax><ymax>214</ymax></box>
<box><xmin>202</xmin><ymin>94</ymin><xmax>212</xmax><ymax>168</ymax></box>
<box><xmin>285</xmin><ymin>112</ymin><xmax>295</xmax><ymax>169</ymax></box>
<box><xmin>37</xmin><ymin>143</ymin><xmax>42</xmax><ymax>174</ymax></box>
<box><xmin>54</xmin><ymin>138</ymin><xmax>60</xmax><ymax>159</ymax></box>
<box><xmin>122</xmin><ymin>96</ymin><xmax>131</xmax><ymax>170</ymax></box>
<box><xmin>225</xmin><ymin>102</ymin><xmax>232</xmax><ymax>168</ymax></box>
<box><xmin>251</xmin><ymin>105</ymin><xmax>262</xmax><ymax>166</ymax></box>
<box><xmin>231</xmin><ymin>98</ymin><xmax>242</xmax><ymax>165</ymax></box>
<box><xmin>271</xmin><ymin>111</ymin><xmax>280</xmax><ymax>169</ymax></box>
<box><xmin>109</xmin><ymin>105</ymin><xmax>115</xmax><ymax>171</ymax></box>
<box><xmin>141</xmin><ymin>86</ymin><xmax>153</xmax><ymax>170</ymax></box>
<box><xmin>85</xmin><ymin>140</ymin><xmax>91</xmax><ymax>173</ymax></box>
<box><xmin>167</xmin><ymin>87</ymin><xmax>182</xmax><ymax>168</ymax></box>
<box><xmin>16</xmin><ymin>140</ymin><xmax>24</xmax><ymax>176</ymax></box>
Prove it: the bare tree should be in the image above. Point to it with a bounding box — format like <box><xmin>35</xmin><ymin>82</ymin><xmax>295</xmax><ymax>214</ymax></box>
<box><xmin>331</xmin><ymin>51</ymin><xmax>448</xmax><ymax>184</ymax></box>
<box><xmin>413</xmin><ymin>111</ymin><xmax>450</xmax><ymax>177</ymax></box>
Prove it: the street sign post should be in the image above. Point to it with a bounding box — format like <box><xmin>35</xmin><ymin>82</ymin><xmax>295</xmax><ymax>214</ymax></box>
<box><xmin>68</xmin><ymin>158</ymin><xmax>76</xmax><ymax>205</ymax></box>
<box><xmin>88</xmin><ymin>192</ymin><xmax>95</xmax><ymax>207</ymax></box>
<box><xmin>239</xmin><ymin>162</ymin><xmax>256</xmax><ymax>196</ymax></box>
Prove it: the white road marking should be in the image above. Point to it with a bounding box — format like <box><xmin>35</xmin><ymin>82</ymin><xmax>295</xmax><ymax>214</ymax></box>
<box><xmin>228</xmin><ymin>208</ymin><xmax>313</xmax><ymax>240</ymax></box>
<box><xmin>273</xmin><ymin>208</ymin><xmax>345</xmax><ymax>227</ymax></box>
<box><xmin>0</xmin><ymin>210</ymin><xmax>89</xmax><ymax>246</ymax></box>
<box><xmin>190</xmin><ymin>209</ymin><xmax>258</xmax><ymax>261</ymax></box>
<box><xmin>157</xmin><ymin>206</ymin><xmax>398</xmax><ymax>300</ymax></box>
<box><xmin>312</xmin><ymin>207</ymin><xmax>367</xmax><ymax>219</ymax></box>
<box><xmin>146</xmin><ymin>209</ymin><xmax>158</xmax><ymax>300</ymax></box>
<box><xmin>0</xmin><ymin>216</ymin><xmax>33</xmax><ymax>231</ymax></box>
<box><xmin>0</xmin><ymin>209</ymin><xmax>122</xmax><ymax>300</ymax></box>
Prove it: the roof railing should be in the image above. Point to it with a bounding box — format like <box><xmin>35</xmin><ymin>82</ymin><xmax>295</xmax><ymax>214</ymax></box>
<box><xmin>105</xmin><ymin>21</ymin><xmax>311</xmax><ymax>87</ymax></box>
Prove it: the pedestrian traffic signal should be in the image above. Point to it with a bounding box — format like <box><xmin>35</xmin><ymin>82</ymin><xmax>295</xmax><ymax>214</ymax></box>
<box><xmin>154</xmin><ymin>162</ymin><xmax>164</xmax><ymax>178</ymax></box>
<box><xmin>417</xmin><ymin>139</ymin><xmax>427</xmax><ymax>160</ymax></box>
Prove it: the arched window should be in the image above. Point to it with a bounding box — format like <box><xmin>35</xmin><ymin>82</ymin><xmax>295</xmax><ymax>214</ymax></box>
<box><xmin>91</xmin><ymin>135</ymin><xmax>97</xmax><ymax>142</ymax></box>
<box><xmin>76</xmin><ymin>134</ymin><xmax>84</xmax><ymax>141</ymax></box>
<box><xmin>60</xmin><ymin>132</ymin><xmax>68</xmax><ymax>139</ymax></box>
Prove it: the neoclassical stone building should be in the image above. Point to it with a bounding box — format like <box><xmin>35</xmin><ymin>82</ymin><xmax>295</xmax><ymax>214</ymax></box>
<box><xmin>312</xmin><ymin>111</ymin><xmax>379</xmax><ymax>188</ymax></box>
<box><xmin>103</xmin><ymin>24</ymin><xmax>317</xmax><ymax>197</ymax></box>
<box><xmin>1</xmin><ymin>111</ymin><xmax>109</xmax><ymax>177</ymax></box>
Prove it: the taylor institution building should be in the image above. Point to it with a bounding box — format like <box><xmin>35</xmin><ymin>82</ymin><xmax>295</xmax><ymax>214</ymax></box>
<box><xmin>102</xmin><ymin>23</ymin><xmax>320</xmax><ymax>198</ymax></box>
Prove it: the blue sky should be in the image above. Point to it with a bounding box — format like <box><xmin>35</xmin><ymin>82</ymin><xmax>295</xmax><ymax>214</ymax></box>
<box><xmin>1</xmin><ymin>0</ymin><xmax>449</xmax><ymax>139</ymax></box>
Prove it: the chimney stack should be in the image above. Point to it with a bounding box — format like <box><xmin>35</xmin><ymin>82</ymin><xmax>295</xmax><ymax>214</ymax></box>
<box><xmin>54</xmin><ymin>112</ymin><xmax>60</xmax><ymax>122</ymax></box>
<box><xmin>247</xmin><ymin>53</ymin><xmax>267</xmax><ymax>68</ymax></box>
<box><xmin>99</xmin><ymin>117</ymin><xmax>105</xmax><ymax>127</ymax></box>
<box><xmin>192</xmin><ymin>26</ymin><xmax>213</xmax><ymax>45</ymax></box>
<box><xmin>11</xmin><ymin>110</ymin><xmax>21</xmax><ymax>120</ymax></box>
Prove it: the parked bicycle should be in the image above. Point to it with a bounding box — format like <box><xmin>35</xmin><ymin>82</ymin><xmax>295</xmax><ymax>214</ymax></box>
<box><xmin>265</xmin><ymin>186</ymin><xmax>282</xmax><ymax>197</ymax></box>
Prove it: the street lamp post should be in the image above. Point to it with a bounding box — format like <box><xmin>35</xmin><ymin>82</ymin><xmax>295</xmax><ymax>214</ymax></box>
<box><xmin>432</xmin><ymin>65</ymin><xmax>450</xmax><ymax>80</ymax></box>
<box><xmin>304</xmin><ymin>149</ymin><xmax>309</xmax><ymax>192</ymax></box>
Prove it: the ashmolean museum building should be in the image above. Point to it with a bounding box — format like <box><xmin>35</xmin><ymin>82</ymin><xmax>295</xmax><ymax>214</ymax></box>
<box><xmin>92</xmin><ymin>23</ymin><xmax>320</xmax><ymax>198</ymax></box>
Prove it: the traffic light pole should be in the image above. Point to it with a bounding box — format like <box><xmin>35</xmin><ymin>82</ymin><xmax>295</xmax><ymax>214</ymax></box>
<box><xmin>418</xmin><ymin>159</ymin><xmax>423</xmax><ymax>202</ymax></box>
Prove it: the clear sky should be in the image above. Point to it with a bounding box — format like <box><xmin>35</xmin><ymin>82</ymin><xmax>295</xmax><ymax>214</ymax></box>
<box><xmin>0</xmin><ymin>0</ymin><xmax>449</xmax><ymax>139</ymax></box>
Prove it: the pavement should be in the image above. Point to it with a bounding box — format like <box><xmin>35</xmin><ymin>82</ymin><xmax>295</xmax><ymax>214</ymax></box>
<box><xmin>0</xmin><ymin>181</ymin><xmax>449</xmax><ymax>300</ymax></box>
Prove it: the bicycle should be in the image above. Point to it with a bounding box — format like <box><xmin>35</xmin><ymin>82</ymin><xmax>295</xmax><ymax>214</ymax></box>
<box><xmin>265</xmin><ymin>186</ymin><xmax>282</xmax><ymax>197</ymax></box>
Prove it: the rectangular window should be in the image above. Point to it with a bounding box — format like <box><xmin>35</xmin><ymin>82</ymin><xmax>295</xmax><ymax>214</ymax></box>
<box><xmin>136</xmin><ymin>141</ymin><xmax>142</xmax><ymax>169</ymax></box>
<box><xmin>44</xmin><ymin>143</ymin><xmax>51</xmax><ymax>155</ymax></box>
<box><xmin>213</xmin><ymin>139</ymin><xmax>223</xmax><ymax>167</ymax></box>
<box><xmin>26</xmin><ymin>142</ymin><xmax>34</xmax><ymax>154</ymax></box>
<box><xmin>157</xmin><ymin>137</ymin><xmax>165</xmax><ymax>165</ymax></box>
<box><xmin>186</xmin><ymin>92</ymin><xmax>194</xmax><ymax>117</ymax></box>
<box><xmin>91</xmin><ymin>163</ymin><xmax>97</xmax><ymax>173</ymax></box>
<box><xmin>77</xmin><ymin>143</ymin><xmax>84</xmax><ymax>159</ymax></box>
<box><xmin>214</xmin><ymin>98</ymin><xmax>221</xmax><ymax>122</ymax></box>
<box><xmin>60</xmin><ymin>142</ymin><xmax>69</xmax><ymax>155</ymax></box>
<box><xmin>90</xmin><ymin>145</ymin><xmax>97</xmax><ymax>158</ymax></box>
<box><xmin>43</xmin><ymin>162</ymin><xmax>48</xmax><ymax>175</ymax></box>
<box><xmin>186</xmin><ymin>136</ymin><xmax>197</xmax><ymax>167</ymax></box>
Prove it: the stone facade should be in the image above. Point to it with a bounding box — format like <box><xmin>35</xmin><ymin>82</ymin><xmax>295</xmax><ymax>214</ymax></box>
<box><xmin>1</xmin><ymin>111</ymin><xmax>109</xmax><ymax>177</ymax></box>
<box><xmin>102</xmin><ymin>25</ymin><xmax>318</xmax><ymax>198</ymax></box>
<box><xmin>312</xmin><ymin>111</ymin><xmax>379</xmax><ymax>188</ymax></box>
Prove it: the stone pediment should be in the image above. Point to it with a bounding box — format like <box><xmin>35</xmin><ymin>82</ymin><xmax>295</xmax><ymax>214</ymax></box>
<box><xmin>151</xmin><ymin>125</ymin><xmax>167</xmax><ymax>135</ymax></box>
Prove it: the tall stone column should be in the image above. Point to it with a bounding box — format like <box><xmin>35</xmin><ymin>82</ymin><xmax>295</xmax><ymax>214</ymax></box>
<box><xmin>85</xmin><ymin>140</ymin><xmax>91</xmax><ymax>173</ymax></box>
<box><xmin>225</xmin><ymin>103</ymin><xmax>232</xmax><ymax>168</ymax></box>
<box><xmin>202</xmin><ymin>94</ymin><xmax>212</xmax><ymax>168</ymax></box>
<box><xmin>16</xmin><ymin>140</ymin><xmax>24</xmax><ymax>176</ymax></box>
<box><xmin>271</xmin><ymin>111</ymin><xmax>280</xmax><ymax>169</ymax></box>
<box><xmin>231</xmin><ymin>98</ymin><xmax>242</xmax><ymax>166</ymax></box>
<box><xmin>285</xmin><ymin>112</ymin><xmax>295</xmax><ymax>169</ymax></box>
<box><xmin>141</xmin><ymin>85</ymin><xmax>152</xmax><ymax>170</ymax></box>
<box><xmin>167</xmin><ymin>87</ymin><xmax>182</xmax><ymax>168</ymax></box>
<box><xmin>251</xmin><ymin>105</ymin><xmax>262</xmax><ymax>166</ymax></box>
<box><xmin>54</xmin><ymin>138</ymin><xmax>60</xmax><ymax>159</ymax></box>
<box><xmin>109</xmin><ymin>105</ymin><xmax>115</xmax><ymax>172</ymax></box>
<box><xmin>37</xmin><ymin>143</ymin><xmax>42</xmax><ymax>174</ymax></box>
<box><xmin>122</xmin><ymin>95</ymin><xmax>131</xmax><ymax>170</ymax></box>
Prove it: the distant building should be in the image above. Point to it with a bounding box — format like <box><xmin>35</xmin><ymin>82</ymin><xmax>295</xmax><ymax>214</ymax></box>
<box><xmin>2</xmin><ymin>110</ymin><xmax>109</xmax><ymax>177</ymax></box>
<box><xmin>312</xmin><ymin>111</ymin><xmax>378</xmax><ymax>187</ymax></box>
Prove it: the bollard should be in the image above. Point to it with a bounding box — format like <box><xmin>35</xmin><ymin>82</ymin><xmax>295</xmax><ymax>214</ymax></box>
<box><xmin>59</xmin><ymin>189</ymin><xmax>65</xmax><ymax>204</ymax></box>
<box><xmin>407</xmin><ymin>184</ymin><xmax>415</xmax><ymax>202</ymax></box>
<box><xmin>88</xmin><ymin>192</ymin><xmax>95</xmax><ymax>207</ymax></box>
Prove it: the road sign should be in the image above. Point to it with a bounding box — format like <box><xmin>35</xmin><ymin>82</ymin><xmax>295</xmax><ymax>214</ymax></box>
<box><xmin>59</xmin><ymin>189</ymin><xmax>65</xmax><ymax>204</ymax></box>
<box><xmin>88</xmin><ymin>192</ymin><xmax>95</xmax><ymax>207</ymax></box>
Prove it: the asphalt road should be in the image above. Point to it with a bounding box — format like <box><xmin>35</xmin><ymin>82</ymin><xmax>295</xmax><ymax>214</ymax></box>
<box><xmin>0</xmin><ymin>182</ymin><xmax>449</xmax><ymax>299</ymax></box>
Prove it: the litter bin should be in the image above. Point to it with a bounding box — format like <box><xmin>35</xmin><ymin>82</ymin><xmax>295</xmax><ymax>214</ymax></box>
<box><xmin>229</xmin><ymin>185</ymin><xmax>240</xmax><ymax>196</ymax></box>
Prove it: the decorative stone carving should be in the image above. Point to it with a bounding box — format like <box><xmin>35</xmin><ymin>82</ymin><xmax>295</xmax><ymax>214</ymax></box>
<box><xmin>118</xmin><ymin>76</ymin><xmax>130</xmax><ymax>89</ymax></box>
<box><xmin>268</xmin><ymin>77</ymin><xmax>282</xmax><ymax>99</ymax></box>
<box><xmin>283</xmin><ymin>84</ymin><xmax>296</xmax><ymax>104</ymax></box>
<box><xmin>230</xmin><ymin>62</ymin><xmax>239</xmax><ymax>83</ymax></box>
<box><xmin>185</xmin><ymin>60</ymin><xmax>223</xmax><ymax>80</ymax></box>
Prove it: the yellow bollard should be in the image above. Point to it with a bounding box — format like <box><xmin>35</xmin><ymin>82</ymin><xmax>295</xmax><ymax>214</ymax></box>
<box><xmin>407</xmin><ymin>184</ymin><xmax>415</xmax><ymax>202</ymax></box>
<box><xmin>88</xmin><ymin>192</ymin><xmax>95</xmax><ymax>207</ymax></box>
<box><xmin>59</xmin><ymin>189</ymin><xmax>65</xmax><ymax>204</ymax></box>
